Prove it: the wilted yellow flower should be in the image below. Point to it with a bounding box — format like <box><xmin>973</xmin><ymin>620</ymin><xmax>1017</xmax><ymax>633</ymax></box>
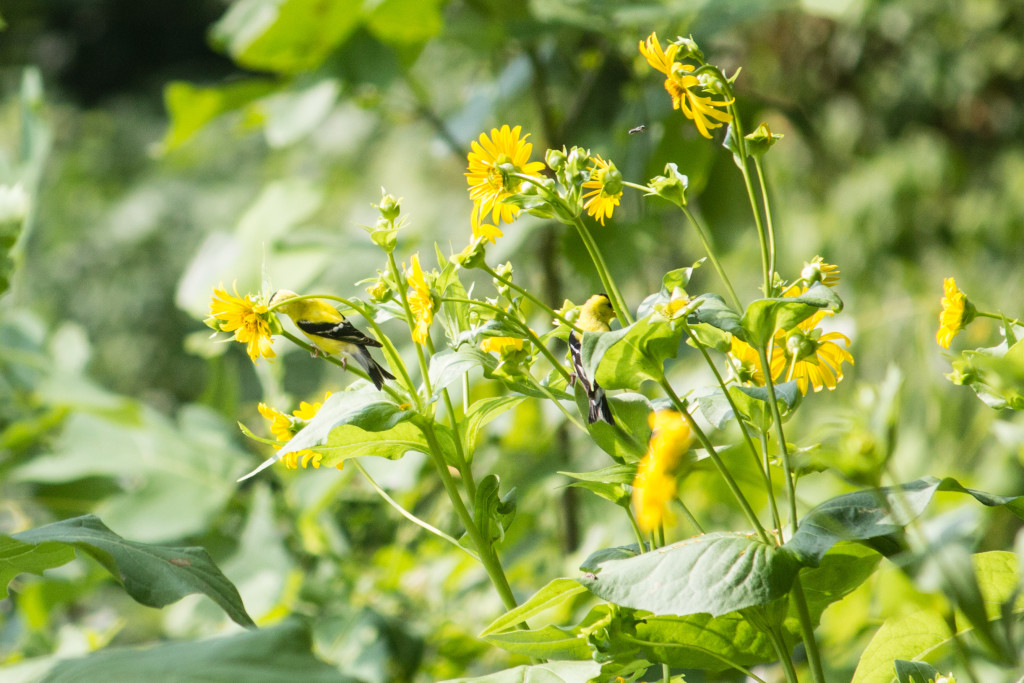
<box><xmin>639</xmin><ymin>32</ymin><xmax>733</xmax><ymax>139</ymax></box>
<box><xmin>937</xmin><ymin>277</ymin><xmax>974</xmax><ymax>349</ymax></box>
<box><xmin>480</xmin><ymin>336</ymin><xmax>526</xmax><ymax>354</ymax></box>
<box><xmin>784</xmin><ymin>311</ymin><xmax>854</xmax><ymax>393</ymax></box>
<box><xmin>405</xmin><ymin>254</ymin><xmax>434</xmax><ymax>345</ymax></box>
<box><xmin>582</xmin><ymin>155</ymin><xmax>623</xmax><ymax>225</ymax></box>
<box><xmin>465</xmin><ymin>125</ymin><xmax>546</xmax><ymax>229</ymax></box>
<box><xmin>632</xmin><ymin>410</ymin><xmax>694</xmax><ymax>532</ymax></box>
<box><xmin>209</xmin><ymin>284</ymin><xmax>276</xmax><ymax>362</ymax></box>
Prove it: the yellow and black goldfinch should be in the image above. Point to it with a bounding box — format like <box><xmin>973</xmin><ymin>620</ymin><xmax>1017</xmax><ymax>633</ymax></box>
<box><xmin>569</xmin><ymin>293</ymin><xmax>617</xmax><ymax>425</ymax></box>
<box><xmin>270</xmin><ymin>290</ymin><xmax>395</xmax><ymax>390</ymax></box>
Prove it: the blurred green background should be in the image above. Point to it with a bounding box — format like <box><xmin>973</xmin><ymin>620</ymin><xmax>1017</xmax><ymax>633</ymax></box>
<box><xmin>2</xmin><ymin>1</ymin><xmax>1023</xmax><ymax>680</ymax></box>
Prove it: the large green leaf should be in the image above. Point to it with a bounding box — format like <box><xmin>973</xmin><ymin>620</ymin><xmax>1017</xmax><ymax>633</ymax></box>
<box><xmin>461</xmin><ymin>395</ymin><xmax>526</xmax><ymax>457</ymax></box>
<box><xmin>580</xmin><ymin>532</ymin><xmax>802</xmax><ymax>618</ymax></box>
<box><xmin>631</xmin><ymin>612</ymin><xmax>776</xmax><ymax>670</ymax></box>
<box><xmin>484</xmin><ymin>626</ymin><xmax>592</xmax><ymax>661</ymax></box>
<box><xmin>851</xmin><ymin>610</ymin><xmax>952</xmax><ymax>683</ymax></box>
<box><xmin>690</xmin><ymin>293</ymin><xmax>744</xmax><ymax>340</ymax></box>
<box><xmin>42</xmin><ymin>619</ymin><xmax>352</xmax><ymax>682</ymax></box>
<box><xmin>441</xmin><ymin>661</ymin><xmax>601</xmax><ymax>683</ymax></box>
<box><xmin>583</xmin><ymin>315</ymin><xmax>687</xmax><ymax>391</ymax></box>
<box><xmin>210</xmin><ymin>0</ymin><xmax>362</xmax><ymax>74</ymax></box>
<box><xmin>574</xmin><ymin>391</ymin><xmax>652</xmax><ymax>462</ymax></box>
<box><xmin>786</xmin><ymin>477</ymin><xmax>1024</xmax><ymax>566</ymax></box>
<box><xmin>480</xmin><ymin>578</ymin><xmax>589</xmax><ymax>637</ymax></box>
<box><xmin>7</xmin><ymin>515</ymin><xmax>254</xmax><ymax>629</ymax></box>
<box><xmin>740</xmin><ymin>283</ymin><xmax>843</xmax><ymax>348</ymax></box>
<box><xmin>161</xmin><ymin>79</ymin><xmax>276</xmax><ymax>152</ymax></box>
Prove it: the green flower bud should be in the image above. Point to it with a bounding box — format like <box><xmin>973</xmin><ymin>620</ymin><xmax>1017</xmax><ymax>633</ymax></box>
<box><xmin>647</xmin><ymin>163</ymin><xmax>689</xmax><ymax>208</ymax></box>
<box><xmin>545</xmin><ymin>147</ymin><xmax>567</xmax><ymax>172</ymax></box>
<box><xmin>745</xmin><ymin>122</ymin><xmax>783</xmax><ymax>158</ymax></box>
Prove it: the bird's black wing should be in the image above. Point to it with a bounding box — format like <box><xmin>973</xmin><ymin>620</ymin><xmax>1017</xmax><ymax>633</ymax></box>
<box><xmin>569</xmin><ymin>332</ymin><xmax>615</xmax><ymax>425</ymax></box>
<box><xmin>296</xmin><ymin>319</ymin><xmax>383</xmax><ymax>347</ymax></box>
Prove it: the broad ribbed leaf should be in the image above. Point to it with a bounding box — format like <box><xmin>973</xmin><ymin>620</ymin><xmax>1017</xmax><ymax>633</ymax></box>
<box><xmin>575</xmin><ymin>391</ymin><xmax>651</xmax><ymax>462</ymax></box>
<box><xmin>10</xmin><ymin>515</ymin><xmax>254</xmax><ymax>628</ymax></box>
<box><xmin>441</xmin><ymin>661</ymin><xmax>601</xmax><ymax>683</ymax></box>
<box><xmin>851</xmin><ymin>610</ymin><xmax>951</xmax><ymax>683</ymax></box>
<box><xmin>580</xmin><ymin>532</ymin><xmax>802</xmax><ymax>617</ymax></box>
<box><xmin>633</xmin><ymin>612</ymin><xmax>776</xmax><ymax>670</ymax></box>
<box><xmin>741</xmin><ymin>283</ymin><xmax>842</xmax><ymax>348</ymax></box>
<box><xmin>583</xmin><ymin>316</ymin><xmax>687</xmax><ymax>391</ymax></box>
<box><xmin>484</xmin><ymin>626</ymin><xmax>591</xmax><ymax>661</ymax></box>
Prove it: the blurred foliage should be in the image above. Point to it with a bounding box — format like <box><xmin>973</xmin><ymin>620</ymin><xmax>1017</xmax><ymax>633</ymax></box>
<box><xmin>1</xmin><ymin>0</ymin><xmax>1023</xmax><ymax>681</ymax></box>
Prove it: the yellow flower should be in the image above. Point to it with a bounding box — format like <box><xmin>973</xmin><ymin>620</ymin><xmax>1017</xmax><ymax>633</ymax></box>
<box><xmin>465</xmin><ymin>125</ymin><xmax>546</xmax><ymax>230</ymax></box>
<box><xmin>259</xmin><ymin>392</ymin><xmax>334</xmax><ymax>470</ymax></box>
<box><xmin>632</xmin><ymin>410</ymin><xmax>694</xmax><ymax>532</ymax></box>
<box><xmin>480</xmin><ymin>336</ymin><xmax>526</xmax><ymax>354</ymax></box>
<box><xmin>473</xmin><ymin>222</ymin><xmax>503</xmax><ymax>244</ymax></box>
<box><xmin>801</xmin><ymin>256</ymin><xmax>840</xmax><ymax>287</ymax></box>
<box><xmin>405</xmin><ymin>253</ymin><xmax>434</xmax><ymax>345</ymax></box>
<box><xmin>209</xmin><ymin>283</ymin><xmax>276</xmax><ymax>362</ymax></box>
<box><xmin>581</xmin><ymin>155</ymin><xmax>623</xmax><ymax>225</ymax></box>
<box><xmin>639</xmin><ymin>32</ymin><xmax>733</xmax><ymax>139</ymax></box>
<box><xmin>784</xmin><ymin>311</ymin><xmax>854</xmax><ymax>394</ymax></box>
<box><xmin>729</xmin><ymin>336</ymin><xmax>786</xmax><ymax>386</ymax></box>
<box><xmin>937</xmin><ymin>277</ymin><xmax>974</xmax><ymax>349</ymax></box>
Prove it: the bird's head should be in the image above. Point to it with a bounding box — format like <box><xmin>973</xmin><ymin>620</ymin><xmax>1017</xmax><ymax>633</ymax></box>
<box><xmin>587</xmin><ymin>293</ymin><xmax>616</xmax><ymax>325</ymax></box>
<box><xmin>269</xmin><ymin>289</ymin><xmax>300</xmax><ymax>315</ymax></box>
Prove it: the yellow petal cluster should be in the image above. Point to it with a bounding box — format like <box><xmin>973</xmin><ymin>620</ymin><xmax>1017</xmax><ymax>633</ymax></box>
<box><xmin>465</xmin><ymin>125</ymin><xmax>546</xmax><ymax>232</ymax></box>
<box><xmin>936</xmin><ymin>277</ymin><xmax>970</xmax><ymax>349</ymax></box>
<box><xmin>632</xmin><ymin>411</ymin><xmax>694</xmax><ymax>532</ymax></box>
<box><xmin>581</xmin><ymin>155</ymin><xmax>623</xmax><ymax>225</ymax></box>
<box><xmin>209</xmin><ymin>284</ymin><xmax>275</xmax><ymax>362</ymax></box>
<box><xmin>258</xmin><ymin>392</ymin><xmax>334</xmax><ymax>470</ymax></box>
<box><xmin>405</xmin><ymin>254</ymin><xmax>434</xmax><ymax>345</ymax></box>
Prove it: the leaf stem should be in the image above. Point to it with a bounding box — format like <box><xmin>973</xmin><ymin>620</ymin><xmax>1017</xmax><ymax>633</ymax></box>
<box><xmin>680</xmin><ymin>206</ymin><xmax>742</xmax><ymax>312</ymax></box>
<box><xmin>791</xmin><ymin>574</ymin><xmax>827</xmax><ymax>683</ymax></box>
<box><xmin>756</xmin><ymin>345</ymin><xmax>798</xmax><ymax>536</ymax></box>
<box><xmin>569</xmin><ymin>215</ymin><xmax>633</xmax><ymax>325</ymax></box>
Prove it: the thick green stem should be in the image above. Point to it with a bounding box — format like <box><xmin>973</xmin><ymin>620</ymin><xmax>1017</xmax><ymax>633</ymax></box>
<box><xmin>756</xmin><ymin>345</ymin><xmax>798</xmax><ymax>536</ymax></box>
<box><xmin>791</xmin><ymin>575</ymin><xmax>827</xmax><ymax>683</ymax></box>
<box><xmin>658</xmin><ymin>377</ymin><xmax>770</xmax><ymax>545</ymax></box>
<box><xmin>765</xmin><ymin>623</ymin><xmax>800</xmax><ymax>683</ymax></box>
<box><xmin>679</xmin><ymin>206</ymin><xmax>742</xmax><ymax>312</ymax></box>
<box><xmin>570</xmin><ymin>216</ymin><xmax>633</xmax><ymax>325</ymax></box>
<box><xmin>418</xmin><ymin>420</ymin><xmax>521</xmax><ymax>616</ymax></box>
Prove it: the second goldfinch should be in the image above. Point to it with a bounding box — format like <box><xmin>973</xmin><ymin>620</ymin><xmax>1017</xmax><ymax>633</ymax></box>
<box><xmin>270</xmin><ymin>290</ymin><xmax>395</xmax><ymax>390</ymax></box>
<box><xmin>569</xmin><ymin>293</ymin><xmax>617</xmax><ymax>425</ymax></box>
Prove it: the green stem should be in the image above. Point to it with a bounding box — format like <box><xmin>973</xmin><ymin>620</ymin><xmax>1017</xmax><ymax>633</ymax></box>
<box><xmin>626</xmin><ymin>509</ymin><xmax>647</xmax><ymax>551</ymax></box>
<box><xmin>757</xmin><ymin>345</ymin><xmax>798</xmax><ymax>536</ymax></box>
<box><xmin>569</xmin><ymin>215</ymin><xmax>633</xmax><ymax>325</ymax></box>
<box><xmin>727</xmin><ymin>105</ymin><xmax>774</xmax><ymax>296</ymax></box>
<box><xmin>657</xmin><ymin>377</ymin><xmax>770</xmax><ymax>545</ymax></box>
<box><xmin>480</xmin><ymin>262</ymin><xmax>577</xmax><ymax>330</ymax></box>
<box><xmin>661</xmin><ymin>663</ymin><xmax>670</xmax><ymax>683</ymax></box>
<box><xmin>417</xmin><ymin>419</ymin><xmax>521</xmax><ymax>616</ymax></box>
<box><xmin>975</xmin><ymin>310</ymin><xmax>1024</xmax><ymax>327</ymax></box>
<box><xmin>525</xmin><ymin>376</ymin><xmax>587</xmax><ymax>433</ymax></box>
<box><xmin>753</xmin><ymin>156</ymin><xmax>777</xmax><ymax>281</ymax></box>
<box><xmin>765</xmin><ymin>623</ymin><xmax>800</xmax><ymax>683</ymax></box>
<box><xmin>281</xmin><ymin>330</ymin><xmax>406</xmax><ymax>403</ymax></box>
<box><xmin>673</xmin><ymin>497</ymin><xmax>705</xmax><ymax>534</ymax></box>
<box><xmin>684</xmin><ymin>325</ymin><xmax>782</xmax><ymax>534</ymax></box>
<box><xmin>679</xmin><ymin>206</ymin><xmax>742</xmax><ymax>312</ymax></box>
<box><xmin>427</xmin><ymin>335</ymin><xmax>477</xmax><ymax>502</ymax></box>
<box><xmin>791</xmin><ymin>574</ymin><xmax>827</xmax><ymax>683</ymax></box>
<box><xmin>352</xmin><ymin>459</ymin><xmax>477</xmax><ymax>560</ymax></box>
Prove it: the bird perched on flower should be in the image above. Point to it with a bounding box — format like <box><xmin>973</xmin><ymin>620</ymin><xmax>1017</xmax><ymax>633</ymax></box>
<box><xmin>569</xmin><ymin>294</ymin><xmax>617</xmax><ymax>425</ymax></box>
<box><xmin>269</xmin><ymin>290</ymin><xmax>395</xmax><ymax>390</ymax></box>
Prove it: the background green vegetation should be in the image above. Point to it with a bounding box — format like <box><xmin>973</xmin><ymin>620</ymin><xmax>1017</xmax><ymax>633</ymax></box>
<box><xmin>1</xmin><ymin>1</ymin><xmax>1022</xmax><ymax>680</ymax></box>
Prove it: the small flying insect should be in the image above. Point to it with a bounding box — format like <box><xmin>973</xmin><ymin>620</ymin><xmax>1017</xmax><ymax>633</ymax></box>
<box><xmin>628</xmin><ymin>124</ymin><xmax>647</xmax><ymax>135</ymax></box>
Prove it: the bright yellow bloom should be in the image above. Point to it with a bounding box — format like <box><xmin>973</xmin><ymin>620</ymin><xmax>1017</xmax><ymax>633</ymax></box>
<box><xmin>472</xmin><ymin>222</ymin><xmax>503</xmax><ymax>244</ymax></box>
<box><xmin>465</xmin><ymin>125</ymin><xmax>546</xmax><ymax>230</ymax></box>
<box><xmin>259</xmin><ymin>392</ymin><xmax>334</xmax><ymax>470</ymax></box>
<box><xmin>639</xmin><ymin>32</ymin><xmax>733</xmax><ymax>139</ymax></box>
<box><xmin>405</xmin><ymin>253</ymin><xmax>434</xmax><ymax>345</ymax></box>
<box><xmin>480</xmin><ymin>336</ymin><xmax>526</xmax><ymax>354</ymax></box>
<box><xmin>632</xmin><ymin>410</ymin><xmax>694</xmax><ymax>532</ymax></box>
<box><xmin>729</xmin><ymin>336</ymin><xmax>786</xmax><ymax>385</ymax></box>
<box><xmin>784</xmin><ymin>311</ymin><xmax>854</xmax><ymax>394</ymax></box>
<box><xmin>581</xmin><ymin>155</ymin><xmax>623</xmax><ymax>225</ymax></box>
<box><xmin>937</xmin><ymin>277</ymin><xmax>973</xmax><ymax>349</ymax></box>
<box><xmin>801</xmin><ymin>256</ymin><xmax>840</xmax><ymax>287</ymax></box>
<box><xmin>209</xmin><ymin>284</ymin><xmax>276</xmax><ymax>362</ymax></box>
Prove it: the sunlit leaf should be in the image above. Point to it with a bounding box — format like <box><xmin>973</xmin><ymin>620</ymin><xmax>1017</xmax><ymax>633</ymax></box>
<box><xmin>441</xmin><ymin>660</ymin><xmax>601</xmax><ymax>683</ymax></box>
<box><xmin>741</xmin><ymin>283</ymin><xmax>843</xmax><ymax>348</ymax></box>
<box><xmin>583</xmin><ymin>315</ymin><xmax>687</xmax><ymax>391</ymax></box>
<box><xmin>161</xmin><ymin>79</ymin><xmax>276</xmax><ymax>152</ymax></box>
<box><xmin>851</xmin><ymin>610</ymin><xmax>951</xmax><ymax>683</ymax></box>
<box><xmin>480</xmin><ymin>578</ymin><xmax>588</xmax><ymax>637</ymax></box>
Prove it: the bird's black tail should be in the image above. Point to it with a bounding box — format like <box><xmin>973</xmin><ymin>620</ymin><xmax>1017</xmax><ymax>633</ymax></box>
<box><xmin>357</xmin><ymin>347</ymin><xmax>396</xmax><ymax>390</ymax></box>
<box><xmin>588</xmin><ymin>386</ymin><xmax>615</xmax><ymax>425</ymax></box>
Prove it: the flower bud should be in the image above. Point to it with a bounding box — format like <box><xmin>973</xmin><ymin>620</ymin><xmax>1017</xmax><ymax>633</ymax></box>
<box><xmin>374</xmin><ymin>188</ymin><xmax>401</xmax><ymax>221</ymax></box>
<box><xmin>647</xmin><ymin>163</ymin><xmax>689</xmax><ymax>208</ymax></box>
<box><xmin>545</xmin><ymin>147</ymin><xmax>567</xmax><ymax>172</ymax></box>
<box><xmin>745</xmin><ymin>122</ymin><xmax>784</xmax><ymax>158</ymax></box>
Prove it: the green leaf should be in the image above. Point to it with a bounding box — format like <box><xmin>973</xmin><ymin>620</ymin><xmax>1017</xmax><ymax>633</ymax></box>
<box><xmin>948</xmin><ymin>334</ymin><xmax>1024</xmax><ymax>410</ymax></box>
<box><xmin>851</xmin><ymin>610</ymin><xmax>952</xmax><ymax>683</ymax></box>
<box><xmin>473</xmin><ymin>475</ymin><xmax>516</xmax><ymax>545</ymax></box>
<box><xmin>43</xmin><ymin>619</ymin><xmax>354</xmax><ymax>682</ymax></box>
<box><xmin>561</xmin><ymin>464</ymin><xmax>636</xmax><ymax>507</ymax></box>
<box><xmin>0</xmin><ymin>535</ymin><xmax>76</xmax><ymax>588</ymax></box>
<box><xmin>584</xmin><ymin>315</ymin><xmax>687</xmax><ymax>391</ymax></box>
<box><xmin>9</xmin><ymin>515</ymin><xmax>254</xmax><ymax>628</ymax></box>
<box><xmin>575</xmin><ymin>391</ymin><xmax>652</xmax><ymax>462</ymax></box>
<box><xmin>690</xmin><ymin>293</ymin><xmax>743</xmax><ymax>340</ymax></box>
<box><xmin>632</xmin><ymin>612</ymin><xmax>777</xmax><ymax>670</ymax></box>
<box><xmin>161</xmin><ymin>79</ymin><xmax>276</xmax><ymax>152</ymax></box>
<box><xmin>787</xmin><ymin>543</ymin><xmax>882</xmax><ymax>631</ymax></box>
<box><xmin>480</xmin><ymin>578</ymin><xmax>588</xmax><ymax>637</ymax></box>
<box><xmin>741</xmin><ymin>283</ymin><xmax>843</xmax><ymax>348</ymax></box>
<box><xmin>462</xmin><ymin>395</ymin><xmax>526</xmax><ymax>457</ymax></box>
<box><xmin>696</xmin><ymin>382</ymin><xmax>800</xmax><ymax>431</ymax></box>
<box><xmin>484</xmin><ymin>626</ymin><xmax>592</xmax><ymax>661</ymax></box>
<box><xmin>893</xmin><ymin>660</ymin><xmax>942</xmax><ymax>683</ymax></box>
<box><xmin>210</xmin><ymin>0</ymin><xmax>362</xmax><ymax>74</ymax></box>
<box><xmin>366</xmin><ymin>0</ymin><xmax>443</xmax><ymax>46</ymax></box>
<box><xmin>441</xmin><ymin>661</ymin><xmax>601</xmax><ymax>683</ymax></box>
<box><xmin>786</xmin><ymin>477</ymin><xmax>1024</xmax><ymax>566</ymax></box>
<box><xmin>580</xmin><ymin>532</ymin><xmax>803</xmax><ymax>617</ymax></box>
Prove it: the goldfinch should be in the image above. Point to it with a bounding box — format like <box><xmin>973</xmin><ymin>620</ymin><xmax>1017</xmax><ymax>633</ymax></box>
<box><xmin>569</xmin><ymin>293</ymin><xmax>617</xmax><ymax>424</ymax></box>
<box><xmin>270</xmin><ymin>290</ymin><xmax>395</xmax><ymax>390</ymax></box>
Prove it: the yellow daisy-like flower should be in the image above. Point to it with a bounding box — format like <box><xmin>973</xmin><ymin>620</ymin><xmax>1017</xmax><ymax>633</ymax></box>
<box><xmin>209</xmin><ymin>284</ymin><xmax>276</xmax><ymax>362</ymax></box>
<box><xmin>480</xmin><ymin>336</ymin><xmax>526</xmax><ymax>354</ymax></box>
<box><xmin>405</xmin><ymin>253</ymin><xmax>434</xmax><ymax>345</ymax></box>
<box><xmin>581</xmin><ymin>155</ymin><xmax>623</xmax><ymax>225</ymax></box>
<box><xmin>729</xmin><ymin>336</ymin><xmax>786</xmax><ymax>386</ymax></box>
<box><xmin>937</xmin><ymin>277</ymin><xmax>974</xmax><ymax>349</ymax></box>
<box><xmin>465</xmin><ymin>125</ymin><xmax>546</xmax><ymax>229</ymax></box>
<box><xmin>259</xmin><ymin>392</ymin><xmax>334</xmax><ymax>470</ymax></box>
<box><xmin>632</xmin><ymin>410</ymin><xmax>694</xmax><ymax>532</ymax></box>
<box><xmin>639</xmin><ymin>32</ymin><xmax>733</xmax><ymax>139</ymax></box>
<box><xmin>473</xmin><ymin>222</ymin><xmax>503</xmax><ymax>245</ymax></box>
<box><xmin>801</xmin><ymin>256</ymin><xmax>840</xmax><ymax>287</ymax></box>
<box><xmin>784</xmin><ymin>311</ymin><xmax>854</xmax><ymax>394</ymax></box>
